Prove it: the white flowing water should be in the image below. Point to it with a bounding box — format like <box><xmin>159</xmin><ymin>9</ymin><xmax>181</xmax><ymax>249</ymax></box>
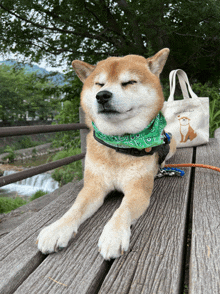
<box><xmin>1</xmin><ymin>170</ymin><xmax>59</xmax><ymax>197</ymax></box>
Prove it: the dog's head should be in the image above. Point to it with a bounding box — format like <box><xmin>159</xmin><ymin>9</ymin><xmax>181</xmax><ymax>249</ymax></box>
<box><xmin>178</xmin><ymin>116</ymin><xmax>190</xmax><ymax>126</ymax></box>
<box><xmin>72</xmin><ymin>48</ymin><xmax>169</xmax><ymax>136</ymax></box>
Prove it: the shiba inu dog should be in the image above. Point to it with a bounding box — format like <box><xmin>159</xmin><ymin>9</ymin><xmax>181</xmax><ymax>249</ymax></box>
<box><xmin>37</xmin><ymin>48</ymin><xmax>176</xmax><ymax>260</ymax></box>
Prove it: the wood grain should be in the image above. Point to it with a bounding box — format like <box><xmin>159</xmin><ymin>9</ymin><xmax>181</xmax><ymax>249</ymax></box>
<box><xmin>0</xmin><ymin>147</ymin><xmax>194</xmax><ymax>294</ymax></box>
<box><xmin>0</xmin><ymin>180</ymin><xmax>84</xmax><ymax>294</ymax></box>
<box><xmin>13</xmin><ymin>191</ymin><xmax>122</xmax><ymax>294</ymax></box>
<box><xmin>11</xmin><ymin>148</ymin><xmax>193</xmax><ymax>294</ymax></box>
<box><xmin>0</xmin><ymin>181</ymin><xmax>78</xmax><ymax>238</ymax></box>
<box><xmin>98</xmin><ymin>148</ymin><xmax>193</xmax><ymax>294</ymax></box>
<box><xmin>190</xmin><ymin>139</ymin><xmax>220</xmax><ymax>294</ymax></box>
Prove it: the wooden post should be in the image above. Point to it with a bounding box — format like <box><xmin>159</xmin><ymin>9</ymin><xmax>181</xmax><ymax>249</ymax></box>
<box><xmin>79</xmin><ymin>107</ymin><xmax>90</xmax><ymax>173</ymax></box>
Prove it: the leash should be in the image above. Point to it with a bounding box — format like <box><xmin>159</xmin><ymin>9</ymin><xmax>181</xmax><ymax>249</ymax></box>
<box><xmin>165</xmin><ymin>163</ymin><xmax>220</xmax><ymax>173</ymax></box>
<box><xmin>156</xmin><ymin>163</ymin><xmax>220</xmax><ymax>178</ymax></box>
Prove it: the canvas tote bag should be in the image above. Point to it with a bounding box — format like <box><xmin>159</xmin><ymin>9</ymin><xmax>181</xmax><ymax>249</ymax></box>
<box><xmin>162</xmin><ymin>69</ymin><xmax>209</xmax><ymax>148</ymax></box>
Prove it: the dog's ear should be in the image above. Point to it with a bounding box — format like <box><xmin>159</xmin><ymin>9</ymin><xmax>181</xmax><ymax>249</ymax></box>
<box><xmin>147</xmin><ymin>48</ymin><xmax>170</xmax><ymax>77</ymax></box>
<box><xmin>72</xmin><ymin>60</ymin><xmax>95</xmax><ymax>82</ymax></box>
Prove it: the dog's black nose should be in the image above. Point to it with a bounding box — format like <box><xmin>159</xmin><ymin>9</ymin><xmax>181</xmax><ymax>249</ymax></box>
<box><xmin>96</xmin><ymin>90</ymin><xmax>112</xmax><ymax>105</ymax></box>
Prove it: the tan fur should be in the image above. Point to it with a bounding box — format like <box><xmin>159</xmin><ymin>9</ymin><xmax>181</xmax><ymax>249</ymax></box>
<box><xmin>37</xmin><ymin>48</ymin><xmax>176</xmax><ymax>260</ymax></box>
<box><xmin>74</xmin><ymin>54</ymin><xmax>166</xmax><ymax>133</ymax></box>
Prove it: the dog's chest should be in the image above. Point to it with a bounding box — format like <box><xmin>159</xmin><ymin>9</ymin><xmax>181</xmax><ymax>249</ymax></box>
<box><xmin>180</xmin><ymin>124</ymin><xmax>189</xmax><ymax>137</ymax></box>
<box><xmin>85</xmin><ymin>151</ymin><xmax>157</xmax><ymax>191</ymax></box>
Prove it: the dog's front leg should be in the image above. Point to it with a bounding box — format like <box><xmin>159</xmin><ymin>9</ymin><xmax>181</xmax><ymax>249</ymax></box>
<box><xmin>98</xmin><ymin>175</ymin><xmax>154</xmax><ymax>260</ymax></box>
<box><xmin>37</xmin><ymin>171</ymin><xmax>108</xmax><ymax>254</ymax></box>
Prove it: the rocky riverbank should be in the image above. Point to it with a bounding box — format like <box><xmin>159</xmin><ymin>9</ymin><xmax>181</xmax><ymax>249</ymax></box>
<box><xmin>0</xmin><ymin>143</ymin><xmax>63</xmax><ymax>164</ymax></box>
<box><xmin>0</xmin><ymin>164</ymin><xmax>24</xmax><ymax>177</ymax></box>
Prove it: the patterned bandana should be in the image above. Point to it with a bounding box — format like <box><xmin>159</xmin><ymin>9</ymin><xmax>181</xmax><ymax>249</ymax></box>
<box><xmin>92</xmin><ymin>112</ymin><xmax>167</xmax><ymax>150</ymax></box>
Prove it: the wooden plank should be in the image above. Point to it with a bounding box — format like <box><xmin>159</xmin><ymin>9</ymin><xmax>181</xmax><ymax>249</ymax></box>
<box><xmin>189</xmin><ymin>139</ymin><xmax>220</xmax><ymax>294</ymax></box>
<box><xmin>0</xmin><ymin>181</ymin><xmax>84</xmax><ymax>294</ymax></box>
<box><xmin>0</xmin><ymin>181</ymin><xmax>77</xmax><ymax>238</ymax></box>
<box><xmin>0</xmin><ymin>180</ymin><xmax>122</xmax><ymax>294</ymax></box>
<box><xmin>13</xmin><ymin>148</ymin><xmax>193</xmax><ymax>294</ymax></box>
<box><xmin>98</xmin><ymin>148</ymin><xmax>193</xmax><ymax>294</ymax></box>
<box><xmin>13</xmin><ymin>191</ymin><xmax>122</xmax><ymax>294</ymax></box>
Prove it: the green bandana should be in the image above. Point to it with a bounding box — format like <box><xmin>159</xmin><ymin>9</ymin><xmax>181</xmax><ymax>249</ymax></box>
<box><xmin>92</xmin><ymin>112</ymin><xmax>167</xmax><ymax>150</ymax></box>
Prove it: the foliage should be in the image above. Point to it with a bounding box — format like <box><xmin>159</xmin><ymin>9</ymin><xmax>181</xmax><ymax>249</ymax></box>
<box><xmin>161</xmin><ymin>79</ymin><xmax>171</xmax><ymax>101</ymax></box>
<box><xmin>30</xmin><ymin>190</ymin><xmax>48</xmax><ymax>201</ymax></box>
<box><xmin>51</xmin><ymin>147</ymin><xmax>83</xmax><ymax>186</ymax></box>
<box><xmin>53</xmin><ymin>74</ymin><xmax>82</xmax><ymax>149</ymax></box>
<box><xmin>16</xmin><ymin>137</ymin><xmax>39</xmax><ymax>149</ymax></box>
<box><xmin>3</xmin><ymin>146</ymin><xmax>16</xmax><ymax>162</ymax></box>
<box><xmin>0</xmin><ymin>63</ymin><xmax>60</xmax><ymax>122</ymax></box>
<box><xmin>32</xmin><ymin>148</ymin><xmax>37</xmax><ymax>157</ymax></box>
<box><xmin>192</xmin><ymin>83</ymin><xmax>220</xmax><ymax>137</ymax></box>
<box><xmin>19</xmin><ymin>135</ymin><xmax>51</xmax><ymax>150</ymax></box>
<box><xmin>209</xmin><ymin>100</ymin><xmax>220</xmax><ymax>138</ymax></box>
<box><xmin>0</xmin><ymin>196</ymin><xmax>27</xmax><ymax>213</ymax></box>
<box><xmin>0</xmin><ymin>190</ymin><xmax>48</xmax><ymax>213</ymax></box>
<box><xmin>0</xmin><ymin>0</ymin><xmax>220</xmax><ymax>83</ymax></box>
<box><xmin>0</xmin><ymin>135</ymin><xmax>54</xmax><ymax>155</ymax></box>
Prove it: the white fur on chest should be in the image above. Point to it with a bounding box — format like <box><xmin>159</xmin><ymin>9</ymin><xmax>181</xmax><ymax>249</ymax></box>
<box><xmin>180</xmin><ymin>124</ymin><xmax>189</xmax><ymax>139</ymax></box>
<box><xmin>85</xmin><ymin>153</ymin><xmax>156</xmax><ymax>192</ymax></box>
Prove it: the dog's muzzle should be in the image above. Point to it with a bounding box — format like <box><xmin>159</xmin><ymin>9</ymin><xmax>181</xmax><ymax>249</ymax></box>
<box><xmin>96</xmin><ymin>90</ymin><xmax>112</xmax><ymax>105</ymax></box>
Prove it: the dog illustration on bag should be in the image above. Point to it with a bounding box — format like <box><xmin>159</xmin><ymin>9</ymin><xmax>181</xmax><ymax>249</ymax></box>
<box><xmin>178</xmin><ymin>116</ymin><xmax>197</xmax><ymax>143</ymax></box>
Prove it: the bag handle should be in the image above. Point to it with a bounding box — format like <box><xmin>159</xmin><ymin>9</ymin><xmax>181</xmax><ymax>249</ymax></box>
<box><xmin>169</xmin><ymin>69</ymin><xmax>189</xmax><ymax>99</ymax></box>
<box><xmin>168</xmin><ymin>69</ymin><xmax>198</xmax><ymax>102</ymax></box>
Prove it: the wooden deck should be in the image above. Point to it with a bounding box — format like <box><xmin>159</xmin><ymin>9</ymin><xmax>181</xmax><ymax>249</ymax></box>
<box><xmin>0</xmin><ymin>139</ymin><xmax>220</xmax><ymax>294</ymax></box>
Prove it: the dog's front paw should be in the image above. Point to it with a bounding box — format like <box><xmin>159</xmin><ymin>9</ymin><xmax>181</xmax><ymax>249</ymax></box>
<box><xmin>37</xmin><ymin>221</ymin><xmax>77</xmax><ymax>254</ymax></box>
<box><xmin>98</xmin><ymin>220</ymin><xmax>131</xmax><ymax>260</ymax></box>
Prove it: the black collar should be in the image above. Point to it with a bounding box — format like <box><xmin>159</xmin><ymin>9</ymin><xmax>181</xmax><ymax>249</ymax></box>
<box><xmin>93</xmin><ymin>131</ymin><xmax>171</xmax><ymax>165</ymax></box>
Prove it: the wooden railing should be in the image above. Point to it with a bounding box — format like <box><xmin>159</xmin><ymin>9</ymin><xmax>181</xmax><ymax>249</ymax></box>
<box><xmin>0</xmin><ymin>107</ymin><xmax>89</xmax><ymax>187</ymax></box>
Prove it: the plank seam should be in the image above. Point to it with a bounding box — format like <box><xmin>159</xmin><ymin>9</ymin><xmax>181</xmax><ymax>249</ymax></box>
<box><xmin>85</xmin><ymin>260</ymin><xmax>114</xmax><ymax>294</ymax></box>
<box><xmin>180</xmin><ymin>147</ymin><xmax>196</xmax><ymax>294</ymax></box>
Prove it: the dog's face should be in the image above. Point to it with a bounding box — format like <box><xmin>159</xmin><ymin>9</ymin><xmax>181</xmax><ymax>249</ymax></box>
<box><xmin>178</xmin><ymin>116</ymin><xmax>190</xmax><ymax>126</ymax></box>
<box><xmin>72</xmin><ymin>49</ymin><xmax>169</xmax><ymax>136</ymax></box>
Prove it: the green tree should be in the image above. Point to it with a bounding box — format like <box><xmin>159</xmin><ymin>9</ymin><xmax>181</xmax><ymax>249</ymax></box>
<box><xmin>23</xmin><ymin>71</ymin><xmax>61</xmax><ymax>121</ymax></box>
<box><xmin>0</xmin><ymin>63</ymin><xmax>60</xmax><ymax>122</ymax></box>
<box><xmin>0</xmin><ymin>64</ymin><xmax>29</xmax><ymax>121</ymax></box>
<box><xmin>0</xmin><ymin>0</ymin><xmax>220</xmax><ymax>83</ymax></box>
<box><xmin>53</xmin><ymin>75</ymin><xmax>83</xmax><ymax>149</ymax></box>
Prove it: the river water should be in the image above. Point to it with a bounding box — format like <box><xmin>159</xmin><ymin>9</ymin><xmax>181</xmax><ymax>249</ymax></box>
<box><xmin>0</xmin><ymin>170</ymin><xmax>59</xmax><ymax>198</ymax></box>
<box><xmin>0</xmin><ymin>154</ymin><xmax>59</xmax><ymax>199</ymax></box>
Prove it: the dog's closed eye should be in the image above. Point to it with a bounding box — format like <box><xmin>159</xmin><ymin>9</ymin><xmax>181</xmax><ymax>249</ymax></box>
<box><xmin>121</xmin><ymin>81</ymin><xmax>137</xmax><ymax>87</ymax></box>
<box><xmin>95</xmin><ymin>83</ymin><xmax>105</xmax><ymax>87</ymax></box>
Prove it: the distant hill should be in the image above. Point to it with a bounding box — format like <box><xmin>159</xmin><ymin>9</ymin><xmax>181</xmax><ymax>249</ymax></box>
<box><xmin>0</xmin><ymin>60</ymin><xmax>66</xmax><ymax>86</ymax></box>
